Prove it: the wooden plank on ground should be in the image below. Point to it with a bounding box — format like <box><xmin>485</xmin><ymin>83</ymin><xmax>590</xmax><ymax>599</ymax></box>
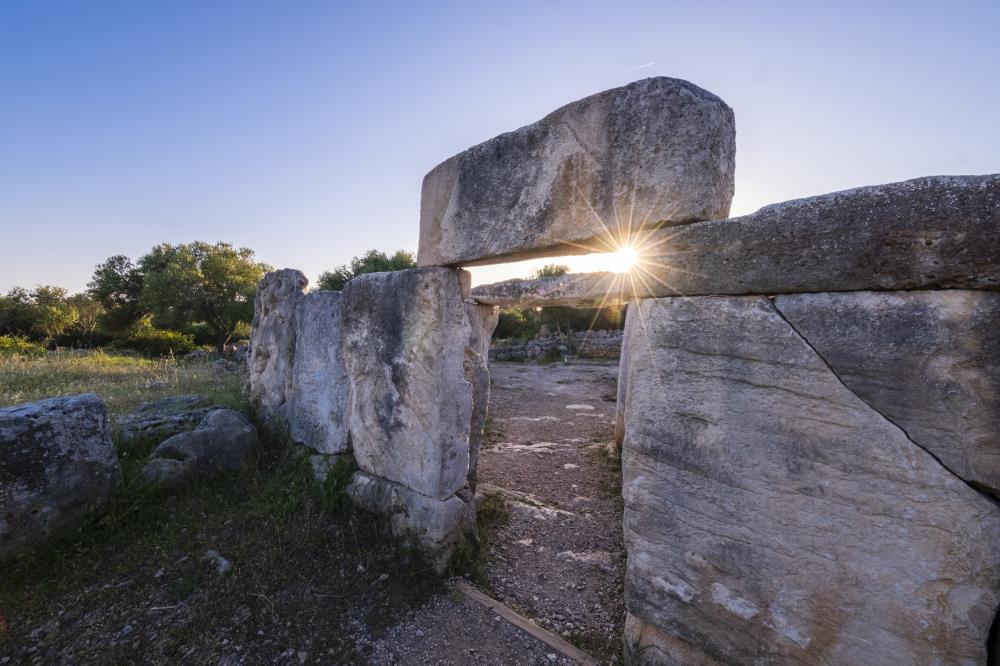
<box><xmin>454</xmin><ymin>580</ymin><xmax>601</xmax><ymax>666</ymax></box>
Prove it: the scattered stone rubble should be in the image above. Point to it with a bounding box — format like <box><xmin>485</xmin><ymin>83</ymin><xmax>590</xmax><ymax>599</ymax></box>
<box><xmin>490</xmin><ymin>329</ymin><xmax>624</xmax><ymax>362</ymax></box>
<box><xmin>243</xmin><ymin>76</ymin><xmax>1000</xmax><ymax>663</ymax></box>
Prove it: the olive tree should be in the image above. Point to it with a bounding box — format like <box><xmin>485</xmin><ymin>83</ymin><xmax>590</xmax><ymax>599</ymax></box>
<box><xmin>138</xmin><ymin>242</ymin><xmax>271</xmax><ymax>353</ymax></box>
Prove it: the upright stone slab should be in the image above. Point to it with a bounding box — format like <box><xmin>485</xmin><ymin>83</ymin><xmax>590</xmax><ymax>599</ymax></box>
<box><xmin>1</xmin><ymin>393</ymin><xmax>120</xmax><ymax>563</ymax></box>
<box><xmin>774</xmin><ymin>290</ymin><xmax>1000</xmax><ymax>496</ymax></box>
<box><xmin>465</xmin><ymin>303</ymin><xmax>498</xmax><ymax>491</ymax></box>
<box><xmin>246</xmin><ymin>269</ymin><xmax>307</xmax><ymax>425</ymax></box>
<box><xmin>342</xmin><ymin>267</ymin><xmax>474</xmax><ymax>501</ymax></box>
<box><xmin>287</xmin><ymin>291</ymin><xmax>351</xmax><ymax>455</ymax></box>
<box><xmin>614</xmin><ymin>301</ymin><xmax>635</xmax><ymax>446</ymax></box>
<box><xmin>622</xmin><ymin>295</ymin><xmax>1000</xmax><ymax>664</ymax></box>
<box><xmin>419</xmin><ymin>77</ymin><xmax>735</xmax><ymax>267</ymax></box>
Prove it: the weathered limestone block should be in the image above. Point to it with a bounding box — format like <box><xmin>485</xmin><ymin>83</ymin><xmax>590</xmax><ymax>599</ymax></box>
<box><xmin>774</xmin><ymin>290</ymin><xmax>1000</xmax><ymax>497</ymax></box>
<box><xmin>472</xmin><ymin>175</ymin><xmax>1000</xmax><ymax>307</ymax></box>
<box><xmin>622</xmin><ymin>295</ymin><xmax>1000</xmax><ymax>664</ymax></box>
<box><xmin>465</xmin><ymin>303</ymin><xmax>498</xmax><ymax>491</ymax></box>
<box><xmin>246</xmin><ymin>269</ymin><xmax>307</xmax><ymax>424</ymax></box>
<box><xmin>614</xmin><ymin>302</ymin><xmax>635</xmax><ymax>446</ymax></box>
<box><xmin>346</xmin><ymin>470</ymin><xmax>475</xmax><ymax>573</ymax></box>
<box><xmin>419</xmin><ymin>77</ymin><xmax>735</xmax><ymax>267</ymax></box>
<box><xmin>1</xmin><ymin>394</ymin><xmax>120</xmax><ymax>563</ymax></box>
<box><xmin>142</xmin><ymin>409</ymin><xmax>260</xmax><ymax>487</ymax></box>
<box><xmin>287</xmin><ymin>291</ymin><xmax>351</xmax><ymax>455</ymax></box>
<box><xmin>115</xmin><ymin>394</ymin><xmax>220</xmax><ymax>449</ymax></box>
<box><xmin>342</xmin><ymin>267</ymin><xmax>474</xmax><ymax>500</ymax></box>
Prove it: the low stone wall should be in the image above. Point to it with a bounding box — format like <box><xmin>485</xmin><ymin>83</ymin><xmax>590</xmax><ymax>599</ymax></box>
<box><xmin>490</xmin><ymin>329</ymin><xmax>623</xmax><ymax>362</ymax></box>
<box><xmin>246</xmin><ymin>267</ymin><xmax>497</xmax><ymax>571</ymax></box>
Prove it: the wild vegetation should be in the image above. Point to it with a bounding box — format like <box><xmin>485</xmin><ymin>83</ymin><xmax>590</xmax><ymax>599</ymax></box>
<box><xmin>0</xmin><ymin>351</ymin><xmax>242</xmax><ymax>416</ymax></box>
<box><xmin>0</xmin><ymin>245</ymin><xmax>430</xmax><ymax>363</ymax></box>
<box><xmin>88</xmin><ymin>242</ymin><xmax>271</xmax><ymax>353</ymax></box>
<box><xmin>317</xmin><ymin>249</ymin><xmax>417</xmax><ymax>291</ymax></box>
<box><xmin>0</xmin><ymin>348</ymin><xmax>513</xmax><ymax>663</ymax></box>
<box><xmin>494</xmin><ymin>264</ymin><xmax>626</xmax><ymax>340</ymax></box>
<box><xmin>0</xmin><ymin>415</ymin><xmax>445</xmax><ymax>663</ymax></box>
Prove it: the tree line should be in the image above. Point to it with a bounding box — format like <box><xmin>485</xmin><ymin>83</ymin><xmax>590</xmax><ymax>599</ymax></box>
<box><xmin>1</xmin><ymin>246</ymin><xmax>621</xmax><ymax>357</ymax></box>
<box><xmin>0</xmin><ymin>245</ymin><xmax>423</xmax><ymax>356</ymax></box>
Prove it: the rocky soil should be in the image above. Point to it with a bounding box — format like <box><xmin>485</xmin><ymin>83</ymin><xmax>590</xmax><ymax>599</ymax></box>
<box><xmin>477</xmin><ymin>361</ymin><xmax>625</xmax><ymax>663</ymax></box>
<box><xmin>0</xmin><ymin>360</ymin><xmax>624</xmax><ymax>665</ymax></box>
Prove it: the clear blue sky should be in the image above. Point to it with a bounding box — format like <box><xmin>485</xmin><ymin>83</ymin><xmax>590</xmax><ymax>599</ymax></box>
<box><xmin>1</xmin><ymin>1</ymin><xmax>997</xmax><ymax>293</ymax></box>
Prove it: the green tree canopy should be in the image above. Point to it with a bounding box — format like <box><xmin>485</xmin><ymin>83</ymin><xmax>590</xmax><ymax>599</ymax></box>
<box><xmin>0</xmin><ymin>285</ymin><xmax>79</xmax><ymax>342</ymax></box>
<box><xmin>66</xmin><ymin>293</ymin><xmax>104</xmax><ymax>345</ymax></box>
<box><xmin>88</xmin><ymin>254</ymin><xmax>144</xmax><ymax>333</ymax></box>
<box><xmin>137</xmin><ymin>242</ymin><xmax>271</xmax><ymax>352</ymax></box>
<box><xmin>317</xmin><ymin>249</ymin><xmax>416</xmax><ymax>291</ymax></box>
<box><xmin>533</xmin><ymin>263</ymin><xmax>570</xmax><ymax>279</ymax></box>
<box><xmin>88</xmin><ymin>241</ymin><xmax>271</xmax><ymax>352</ymax></box>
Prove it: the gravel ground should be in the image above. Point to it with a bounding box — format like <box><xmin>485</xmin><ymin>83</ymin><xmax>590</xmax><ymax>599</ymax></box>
<box><xmin>477</xmin><ymin>361</ymin><xmax>625</xmax><ymax>664</ymax></box>
<box><xmin>359</xmin><ymin>589</ymin><xmax>578</xmax><ymax>666</ymax></box>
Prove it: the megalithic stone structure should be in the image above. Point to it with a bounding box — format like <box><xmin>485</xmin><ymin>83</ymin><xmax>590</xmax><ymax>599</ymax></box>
<box><xmin>245</xmin><ymin>74</ymin><xmax>1000</xmax><ymax>663</ymax></box>
<box><xmin>418</xmin><ymin>77</ymin><xmax>735</xmax><ymax>267</ymax></box>
<box><xmin>471</xmin><ymin>174</ymin><xmax>1000</xmax><ymax>308</ymax></box>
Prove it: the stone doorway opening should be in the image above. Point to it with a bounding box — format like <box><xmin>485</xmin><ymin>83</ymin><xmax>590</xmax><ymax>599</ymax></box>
<box><xmin>469</xmin><ymin>299</ymin><xmax>629</xmax><ymax>664</ymax></box>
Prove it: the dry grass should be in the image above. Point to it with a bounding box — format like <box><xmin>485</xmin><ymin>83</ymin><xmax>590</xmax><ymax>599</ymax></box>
<box><xmin>0</xmin><ymin>351</ymin><xmax>243</xmax><ymax>416</ymax></box>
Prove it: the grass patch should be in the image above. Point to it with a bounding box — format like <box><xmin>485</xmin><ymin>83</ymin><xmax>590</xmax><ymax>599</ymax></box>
<box><xmin>0</xmin><ymin>414</ymin><xmax>441</xmax><ymax>664</ymax></box>
<box><xmin>0</xmin><ymin>351</ymin><xmax>243</xmax><ymax>417</ymax></box>
<box><xmin>0</xmin><ymin>346</ymin><xmax>480</xmax><ymax>663</ymax></box>
<box><xmin>447</xmin><ymin>490</ymin><xmax>509</xmax><ymax>589</ymax></box>
<box><xmin>482</xmin><ymin>413</ymin><xmax>504</xmax><ymax>448</ymax></box>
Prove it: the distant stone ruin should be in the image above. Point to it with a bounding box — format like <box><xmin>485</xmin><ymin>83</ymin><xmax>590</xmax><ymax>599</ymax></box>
<box><xmin>489</xmin><ymin>329</ymin><xmax>624</xmax><ymax>362</ymax></box>
<box><xmin>247</xmin><ymin>77</ymin><xmax>1000</xmax><ymax>664</ymax></box>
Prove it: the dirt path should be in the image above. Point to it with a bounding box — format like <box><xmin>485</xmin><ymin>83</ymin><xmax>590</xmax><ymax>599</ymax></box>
<box><xmin>477</xmin><ymin>361</ymin><xmax>625</xmax><ymax>664</ymax></box>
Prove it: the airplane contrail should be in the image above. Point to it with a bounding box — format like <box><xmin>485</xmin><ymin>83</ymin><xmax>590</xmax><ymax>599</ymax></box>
<box><xmin>625</xmin><ymin>62</ymin><xmax>655</xmax><ymax>72</ymax></box>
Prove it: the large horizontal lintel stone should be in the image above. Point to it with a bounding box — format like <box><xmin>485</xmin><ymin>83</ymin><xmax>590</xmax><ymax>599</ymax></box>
<box><xmin>471</xmin><ymin>174</ymin><xmax>1000</xmax><ymax>306</ymax></box>
<box><xmin>418</xmin><ymin>76</ymin><xmax>735</xmax><ymax>267</ymax></box>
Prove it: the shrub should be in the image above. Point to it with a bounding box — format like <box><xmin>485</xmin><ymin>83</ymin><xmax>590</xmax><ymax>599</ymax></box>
<box><xmin>0</xmin><ymin>335</ymin><xmax>46</xmax><ymax>358</ymax></box>
<box><xmin>110</xmin><ymin>329</ymin><xmax>195</xmax><ymax>357</ymax></box>
<box><xmin>318</xmin><ymin>249</ymin><xmax>416</xmax><ymax>291</ymax></box>
<box><xmin>495</xmin><ymin>307</ymin><xmax>540</xmax><ymax>340</ymax></box>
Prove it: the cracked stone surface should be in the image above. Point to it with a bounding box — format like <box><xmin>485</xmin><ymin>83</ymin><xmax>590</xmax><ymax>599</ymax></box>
<box><xmin>418</xmin><ymin>77</ymin><xmax>735</xmax><ymax>267</ymax></box>
<box><xmin>774</xmin><ymin>290</ymin><xmax>1000</xmax><ymax>497</ymax></box>
<box><xmin>621</xmin><ymin>295</ymin><xmax>1000</xmax><ymax>664</ymax></box>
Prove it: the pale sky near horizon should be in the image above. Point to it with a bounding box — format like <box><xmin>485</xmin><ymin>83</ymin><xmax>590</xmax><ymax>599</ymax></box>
<box><xmin>1</xmin><ymin>1</ymin><xmax>998</xmax><ymax>293</ymax></box>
